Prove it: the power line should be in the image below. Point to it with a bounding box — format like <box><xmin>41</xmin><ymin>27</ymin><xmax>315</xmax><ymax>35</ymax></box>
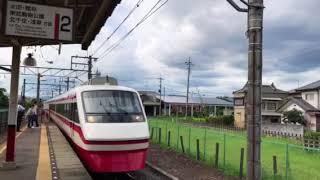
<box><xmin>92</xmin><ymin>0</ymin><xmax>145</xmax><ymax>56</ymax></box>
<box><xmin>98</xmin><ymin>0</ymin><xmax>168</xmax><ymax>59</ymax></box>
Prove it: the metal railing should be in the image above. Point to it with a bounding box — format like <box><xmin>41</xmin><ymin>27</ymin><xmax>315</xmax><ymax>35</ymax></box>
<box><xmin>0</xmin><ymin>109</ymin><xmax>8</xmax><ymax>136</ymax></box>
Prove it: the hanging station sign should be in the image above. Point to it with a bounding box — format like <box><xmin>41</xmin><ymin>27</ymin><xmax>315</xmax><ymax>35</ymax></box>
<box><xmin>4</xmin><ymin>1</ymin><xmax>74</xmax><ymax>41</ymax></box>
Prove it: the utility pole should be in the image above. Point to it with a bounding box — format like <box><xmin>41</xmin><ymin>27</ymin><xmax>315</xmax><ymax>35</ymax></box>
<box><xmin>226</xmin><ymin>0</ymin><xmax>264</xmax><ymax>180</ymax></box>
<box><xmin>88</xmin><ymin>56</ymin><xmax>92</xmax><ymax>80</ymax></box>
<box><xmin>163</xmin><ymin>86</ymin><xmax>166</xmax><ymax>115</ymax></box>
<box><xmin>66</xmin><ymin>77</ymin><xmax>70</xmax><ymax>91</ymax></box>
<box><xmin>71</xmin><ymin>55</ymin><xmax>97</xmax><ymax>81</ymax></box>
<box><xmin>22</xmin><ymin>79</ymin><xmax>26</xmax><ymax>105</ymax></box>
<box><xmin>158</xmin><ymin>76</ymin><xmax>164</xmax><ymax>116</ymax></box>
<box><xmin>163</xmin><ymin>86</ymin><xmax>166</xmax><ymax>102</ymax></box>
<box><xmin>185</xmin><ymin>57</ymin><xmax>192</xmax><ymax>118</ymax></box>
<box><xmin>36</xmin><ymin>73</ymin><xmax>41</xmax><ymax>105</ymax></box>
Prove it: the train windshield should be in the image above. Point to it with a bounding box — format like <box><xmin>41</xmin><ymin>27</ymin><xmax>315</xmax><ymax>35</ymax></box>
<box><xmin>82</xmin><ymin>90</ymin><xmax>145</xmax><ymax>123</ymax></box>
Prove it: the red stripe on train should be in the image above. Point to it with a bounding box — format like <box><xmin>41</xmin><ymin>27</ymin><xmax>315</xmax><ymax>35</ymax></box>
<box><xmin>48</xmin><ymin>110</ymin><xmax>149</xmax><ymax>145</ymax></box>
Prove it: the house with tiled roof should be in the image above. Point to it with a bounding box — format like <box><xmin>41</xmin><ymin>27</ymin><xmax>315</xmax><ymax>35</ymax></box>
<box><xmin>233</xmin><ymin>83</ymin><xmax>289</xmax><ymax>128</ymax></box>
<box><xmin>233</xmin><ymin>80</ymin><xmax>320</xmax><ymax>131</ymax></box>
<box><xmin>282</xmin><ymin>80</ymin><xmax>320</xmax><ymax>131</ymax></box>
<box><xmin>295</xmin><ymin>80</ymin><xmax>320</xmax><ymax>109</ymax></box>
<box><xmin>277</xmin><ymin>96</ymin><xmax>320</xmax><ymax>131</ymax></box>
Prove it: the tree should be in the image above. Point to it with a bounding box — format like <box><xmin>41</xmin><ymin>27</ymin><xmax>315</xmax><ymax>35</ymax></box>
<box><xmin>282</xmin><ymin>109</ymin><xmax>305</xmax><ymax>125</ymax></box>
<box><xmin>0</xmin><ymin>88</ymin><xmax>9</xmax><ymax>108</ymax></box>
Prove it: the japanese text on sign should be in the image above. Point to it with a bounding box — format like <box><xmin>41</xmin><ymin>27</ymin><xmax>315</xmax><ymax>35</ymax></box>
<box><xmin>5</xmin><ymin>1</ymin><xmax>73</xmax><ymax>41</ymax></box>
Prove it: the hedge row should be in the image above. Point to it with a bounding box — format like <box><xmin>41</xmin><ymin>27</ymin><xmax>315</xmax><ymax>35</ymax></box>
<box><xmin>304</xmin><ymin>131</ymin><xmax>320</xmax><ymax>139</ymax></box>
<box><xmin>205</xmin><ymin>115</ymin><xmax>234</xmax><ymax>125</ymax></box>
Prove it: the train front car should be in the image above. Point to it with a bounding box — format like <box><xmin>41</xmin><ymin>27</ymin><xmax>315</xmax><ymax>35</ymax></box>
<box><xmin>76</xmin><ymin>86</ymin><xmax>150</xmax><ymax>173</ymax></box>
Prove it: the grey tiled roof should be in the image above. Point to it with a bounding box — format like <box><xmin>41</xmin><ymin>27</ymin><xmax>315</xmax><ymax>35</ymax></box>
<box><xmin>138</xmin><ymin>91</ymin><xmax>160</xmax><ymax>96</ymax></box>
<box><xmin>161</xmin><ymin>95</ymin><xmax>233</xmax><ymax>106</ymax></box>
<box><xmin>296</xmin><ymin>80</ymin><xmax>320</xmax><ymax>91</ymax></box>
<box><xmin>234</xmin><ymin>83</ymin><xmax>288</xmax><ymax>94</ymax></box>
<box><xmin>277</xmin><ymin>97</ymin><xmax>319</xmax><ymax>112</ymax></box>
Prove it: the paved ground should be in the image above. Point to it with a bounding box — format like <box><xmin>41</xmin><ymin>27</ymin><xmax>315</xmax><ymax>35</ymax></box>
<box><xmin>0</xmin><ymin>127</ymin><xmax>41</xmax><ymax>180</ymax></box>
<box><xmin>147</xmin><ymin>144</ymin><xmax>238</xmax><ymax>180</ymax></box>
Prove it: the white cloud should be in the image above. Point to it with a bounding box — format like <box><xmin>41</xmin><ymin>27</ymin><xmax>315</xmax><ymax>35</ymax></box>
<box><xmin>0</xmin><ymin>0</ymin><xmax>319</xmax><ymax>98</ymax></box>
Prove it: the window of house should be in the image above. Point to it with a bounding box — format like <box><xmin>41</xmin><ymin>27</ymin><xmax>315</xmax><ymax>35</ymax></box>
<box><xmin>305</xmin><ymin>93</ymin><xmax>314</xmax><ymax>101</ymax></box>
<box><xmin>262</xmin><ymin>102</ymin><xmax>266</xmax><ymax>110</ymax></box>
<box><xmin>267</xmin><ymin>102</ymin><xmax>277</xmax><ymax>111</ymax></box>
<box><xmin>234</xmin><ymin>98</ymin><xmax>244</xmax><ymax>106</ymax></box>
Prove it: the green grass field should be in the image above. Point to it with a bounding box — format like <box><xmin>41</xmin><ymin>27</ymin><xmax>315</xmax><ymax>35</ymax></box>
<box><xmin>148</xmin><ymin>118</ymin><xmax>320</xmax><ymax>180</ymax></box>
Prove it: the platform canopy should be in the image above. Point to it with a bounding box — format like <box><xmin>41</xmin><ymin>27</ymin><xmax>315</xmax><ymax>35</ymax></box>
<box><xmin>0</xmin><ymin>0</ymin><xmax>121</xmax><ymax>50</ymax></box>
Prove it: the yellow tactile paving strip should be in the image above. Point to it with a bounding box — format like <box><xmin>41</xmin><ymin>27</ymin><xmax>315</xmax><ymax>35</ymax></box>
<box><xmin>35</xmin><ymin>124</ymin><xmax>52</xmax><ymax>180</ymax></box>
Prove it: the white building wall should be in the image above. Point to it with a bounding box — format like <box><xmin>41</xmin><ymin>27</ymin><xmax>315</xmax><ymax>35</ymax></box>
<box><xmin>285</xmin><ymin>103</ymin><xmax>305</xmax><ymax>114</ymax></box>
<box><xmin>302</xmin><ymin>91</ymin><xmax>319</xmax><ymax>109</ymax></box>
<box><xmin>318</xmin><ymin>90</ymin><xmax>320</xmax><ymax>109</ymax></box>
<box><xmin>305</xmin><ymin>113</ymin><xmax>317</xmax><ymax>131</ymax></box>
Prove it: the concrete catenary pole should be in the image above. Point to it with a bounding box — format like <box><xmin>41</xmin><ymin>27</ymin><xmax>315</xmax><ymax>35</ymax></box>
<box><xmin>4</xmin><ymin>44</ymin><xmax>22</xmax><ymax>167</ymax></box>
<box><xmin>185</xmin><ymin>57</ymin><xmax>192</xmax><ymax>118</ymax></box>
<box><xmin>22</xmin><ymin>79</ymin><xmax>26</xmax><ymax>105</ymax></box>
<box><xmin>88</xmin><ymin>56</ymin><xmax>92</xmax><ymax>80</ymax></box>
<box><xmin>158</xmin><ymin>76</ymin><xmax>163</xmax><ymax>116</ymax></box>
<box><xmin>226</xmin><ymin>0</ymin><xmax>264</xmax><ymax>179</ymax></box>
<box><xmin>36</xmin><ymin>73</ymin><xmax>41</xmax><ymax>105</ymax></box>
<box><xmin>66</xmin><ymin>77</ymin><xmax>70</xmax><ymax>91</ymax></box>
<box><xmin>59</xmin><ymin>84</ymin><xmax>61</xmax><ymax>95</ymax></box>
<box><xmin>247</xmin><ymin>1</ymin><xmax>264</xmax><ymax>179</ymax></box>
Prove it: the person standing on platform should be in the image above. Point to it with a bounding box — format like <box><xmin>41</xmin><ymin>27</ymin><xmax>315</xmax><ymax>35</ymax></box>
<box><xmin>32</xmin><ymin>102</ymin><xmax>39</xmax><ymax>127</ymax></box>
<box><xmin>26</xmin><ymin>104</ymin><xmax>34</xmax><ymax>128</ymax></box>
<box><xmin>17</xmin><ymin>104</ymin><xmax>25</xmax><ymax>132</ymax></box>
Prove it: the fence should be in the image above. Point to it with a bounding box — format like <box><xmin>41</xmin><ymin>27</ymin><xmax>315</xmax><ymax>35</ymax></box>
<box><xmin>0</xmin><ymin>109</ymin><xmax>8</xmax><ymax>136</ymax></box>
<box><xmin>149</xmin><ymin>119</ymin><xmax>320</xmax><ymax>180</ymax></box>
<box><xmin>261</xmin><ymin>130</ymin><xmax>303</xmax><ymax>141</ymax></box>
<box><xmin>304</xmin><ymin>137</ymin><xmax>320</xmax><ymax>149</ymax></box>
<box><xmin>261</xmin><ymin>123</ymin><xmax>304</xmax><ymax>138</ymax></box>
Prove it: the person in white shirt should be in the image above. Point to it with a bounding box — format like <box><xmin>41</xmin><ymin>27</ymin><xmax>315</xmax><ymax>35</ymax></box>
<box><xmin>17</xmin><ymin>104</ymin><xmax>25</xmax><ymax>131</ymax></box>
<box><xmin>31</xmin><ymin>103</ymin><xmax>39</xmax><ymax>127</ymax></box>
<box><xmin>26</xmin><ymin>104</ymin><xmax>34</xmax><ymax>128</ymax></box>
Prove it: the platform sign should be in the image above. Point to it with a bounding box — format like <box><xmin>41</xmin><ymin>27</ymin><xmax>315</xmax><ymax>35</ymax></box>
<box><xmin>5</xmin><ymin>1</ymin><xmax>74</xmax><ymax>41</ymax></box>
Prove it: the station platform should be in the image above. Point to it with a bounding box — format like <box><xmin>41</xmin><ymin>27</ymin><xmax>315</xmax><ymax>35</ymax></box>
<box><xmin>0</xmin><ymin>121</ymin><xmax>92</xmax><ymax>180</ymax></box>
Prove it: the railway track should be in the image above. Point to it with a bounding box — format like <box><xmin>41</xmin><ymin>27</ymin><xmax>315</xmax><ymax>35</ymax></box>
<box><xmin>91</xmin><ymin>164</ymin><xmax>173</xmax><ymax>180</ymax></box>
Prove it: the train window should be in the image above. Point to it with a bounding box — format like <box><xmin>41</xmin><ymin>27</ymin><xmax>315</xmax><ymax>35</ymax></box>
<box><xmin>72</xmin><ymin>103</ymin><xmax>79</xmax><ymax>123</ymax></box>
<box><xmin>65</xmin><ymin>104</ymin><xmax>72</xmax><ymax>120</ymax></box>
<box><xmin>56</xmin><ymin>104</ymin><xmax>64</xmax><ymax>115</ymax></box>
<box><xmin>49</xmin><ymin>104</ymin><xmax>55</xmax><ymax>111</ymax></box>
<box><xmin>82</xmin><ymin>90</ymin><xmax>145</xmax><ymax>123</ymax></box>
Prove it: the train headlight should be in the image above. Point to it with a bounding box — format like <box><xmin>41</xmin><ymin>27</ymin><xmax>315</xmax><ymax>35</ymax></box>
<box><xmin>132</xmin><ymin>115</ymin><xmax>145</xmax><ymax>122</ymax></box>
<box><xmin>87</xmin><ymin>116</ymin><xmax>96</xmax><ymax>123</ymax></box>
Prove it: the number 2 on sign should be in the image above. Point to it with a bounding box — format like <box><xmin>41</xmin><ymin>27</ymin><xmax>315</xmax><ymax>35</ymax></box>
<box><xmin>60</xmin><ymin>16</ymin><xmax>71</xmax><ymax>32</ymax></box>
<box><xmin>55</xmin><ymin>14</ymin><xmax>71</xmax><ymax>32</ymax></box>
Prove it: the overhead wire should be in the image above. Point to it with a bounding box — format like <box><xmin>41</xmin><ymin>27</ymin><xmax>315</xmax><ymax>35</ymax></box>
<box><xmin>92</xmin><ymin>0</ymin><xmax>145</xmax><ymax>56</ymax></box>
<box><xmin>98</xmin><ymin>0</ymin><xmax>169</xmax><ymax>59</ymax></box>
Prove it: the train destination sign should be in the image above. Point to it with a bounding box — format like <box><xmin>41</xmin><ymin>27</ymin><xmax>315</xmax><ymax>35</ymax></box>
<box><xmin>5</xmin><ymin>1</ymin><xmax>74</xmax><ymax>41</ymax></box>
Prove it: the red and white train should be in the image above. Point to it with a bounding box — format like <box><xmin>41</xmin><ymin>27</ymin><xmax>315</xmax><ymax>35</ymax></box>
<box><xmin>43</xmin><ymin>85</ymin><xmax>149</xmax><ymax>173</ymax></box>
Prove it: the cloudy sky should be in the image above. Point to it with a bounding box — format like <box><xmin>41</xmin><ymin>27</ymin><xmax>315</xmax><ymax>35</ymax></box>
<box><xmin>0</xmin><ymin>0</ymin><xmax>320</xmax><ymax>98</ymax></box>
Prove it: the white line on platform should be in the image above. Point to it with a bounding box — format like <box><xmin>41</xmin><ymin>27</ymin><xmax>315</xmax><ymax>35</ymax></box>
<box><xmin>0</xmin><ymin>126</ymin><xmax>28</xmax><ymax>154</ymax></box>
